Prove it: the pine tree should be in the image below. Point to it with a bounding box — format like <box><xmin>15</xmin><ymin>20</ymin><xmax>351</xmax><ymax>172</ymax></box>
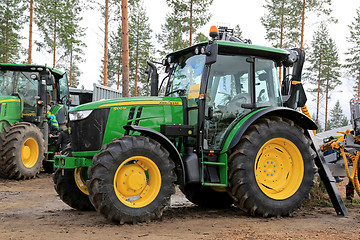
<box><xmin>128</xmin><ymin>0</ymin><xmax>154</xmax><ymax>96</ymax></box>
<box><xmin>0</xmin><ymin>0</ymin><xmax>26</xmax><ymax>63</ymax></box>
<box><xmin>261</xmin><ymin>0</ymin><xmax>303</xmax><ymax>49</ymax></box>
<box><xmin>300</xmin><ymin>0</ymin><xmax>336</xmax><ymax>49</ymax></box>
<box><xmin>157</xmin><ymin>4</ymin><xmax>188</xmax><ymax>54</ymax></box>
<box><xmin>97</xmin><ymin>0</ymin><xmax>122</xmax><ymax>87</ymax></box>
<box><xmin>233</xmin><ymin>24</ymin><xmax>243</xmax><ymax>39</ymax></box>
<box><xmin>194</xmin><ymin>33</ymin><xmax>207</xmax><ymax>44</ymax></box>
<box><xmin>312</xmin><ymin>114</ymin><xmax>324</xmax><ymax>133</ymax></box>
<box><xmin>121</xmin><ymin>0</ymin><xmax>129</xmax><ymax>97</ymax></box>
<box><xmin>57</xmin><ymin>0</ymin><xmax>86</xmax><ymax>88</ymax></box>
<box><xmin>103</xmin><ymin>0</ymin><xmax>154</xmax><ymax>95</ymax></box>
<box><xmin>35</xmin><ymin>0</ymin><xmax>63</xmax><ymax>68</ymax></box>
<box><xmin>262</xmin><ymin>0</ymin><xmax>335</xmax><ymax>49</ymax></box>
<box><xmin>327</xmin><ymin>100</ymin><xmax>349</xmax><ymax>130</ymax></box>
<box><xmin>157</xmin><ymin>0</ymin><xmax>213</xmax><ymax>54</ymax></box>
<box><xmin>344</xmin><ymin>8</ymin><xmax>360</xmax><ymax>97</ymax></box>
<box><xmin>104</xmin><ymin>23</ymin><xmax>122</xmax><ymax>89</ymax></box>
<box><xmin>305</xmin><ymin>23</ymin><xmax>341</xmax><ymax>131</ymax></box>
<box><xmin>103</xmin><ymin>0</ymin><xmax>110</xmax><ymax>86</ymax></box>
<box><xmin>28</xmin><ymin>0</ymin><xmax>34</xmax><ymax>63</ymax></box>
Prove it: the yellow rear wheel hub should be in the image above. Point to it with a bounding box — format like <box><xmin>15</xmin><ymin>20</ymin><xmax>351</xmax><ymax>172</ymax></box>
<box><xmin>254</xmin><ymin>138</ymin><xmax>304</xmax><ymax>200</ymax></box>
<box><xmin>21</xmin><ymin>138</ymin><xmax>39</xmax><ymax>168</ymax></box>
<box><xmin>114</xmin><ymin>156</ymin><xmax>161</xmax><ymax>208</ymax></box>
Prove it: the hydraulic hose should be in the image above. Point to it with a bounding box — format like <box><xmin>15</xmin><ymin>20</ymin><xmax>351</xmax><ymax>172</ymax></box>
<box><xmin>301</xmin><ymin>105</ymin><xmax>316</xmax><ymax>135</ymax></box>
<box><xmin>339</xmin><ymin>147</ymin><xmax>360</xmax><ymax>197</ymax></box>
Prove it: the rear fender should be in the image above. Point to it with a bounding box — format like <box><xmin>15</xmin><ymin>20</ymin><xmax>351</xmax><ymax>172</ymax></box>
<box><xmin>223</xmin><ymin>107</ymin><xmax>317</xmax><ymax>152</ymax></box>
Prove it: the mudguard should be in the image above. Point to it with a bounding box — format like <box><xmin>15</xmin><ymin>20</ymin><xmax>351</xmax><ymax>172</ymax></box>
<box><xmin>224</xmin><ymin>107</ymin><xmax>317</xmax><ymax>151</ymax></box>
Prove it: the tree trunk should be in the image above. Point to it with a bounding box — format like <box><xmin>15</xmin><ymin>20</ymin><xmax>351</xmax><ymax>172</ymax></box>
<box><xmin>53</xmin><ymin>16</ymin><xmax>57</xmax><ymax>68</ymax></box>
<box><xmin>28</xmin><ymin>0</ymin><xmax>33</xmax><ymax>64</ymax></box>
<box><xmin>280</xmin><ymin>0</ymin><xmax>284</xmax><ymax>48</ymax></box>
<box><xmin>189</xmin><ymin>0</ymin><xmax>193</xmax><ymax>46</ymax></box>
<box><xmin>103</xmin><ymin>0</ymin><xmax>109</xmax><ymax>86</ymax></box>
<box><xmin>69</xmin><ymin>47</ymin><xmax>73</xmax><ymax>87</ymax></box>
<box><xmin>134</xmin><ymin>37</ymin><xmax>139</xmax><ymax>96</ymax></box>
<box><xmin>117</xmin><ymin>68</ymin><xmax>120</xmax><ymax>90</ymax></box>
<box><xmin>316</xmin><ymin>53</ymin><xmax>322</xmax><ymax>126</ymax></box>
<box><xmin>300</xmin><ymin>0</ymin><xmax>305</xmax><ymax>50</ymax></box>
<box><xmin>358</xmin><ymin>70</ymin><xmax>360</xmax><ymax>97</ymax></box>
<box><xmin>121</xmin><ymin>0</ymin><xmax>130</xmax><ymax>97</ymax></box>
<box><xmin>5</xmin><ymin>17</ymin><xmax>9</xmax><ymax>63</ymax></box>
<box><xmin>278</xmin><ymin>0</ymin><xmax>285</xmax><ymax>84</ymax></box>
<box><xmin>325</xmin><ymin>78</ymin><xmax>329</xmax><ymax>131</ymax></box>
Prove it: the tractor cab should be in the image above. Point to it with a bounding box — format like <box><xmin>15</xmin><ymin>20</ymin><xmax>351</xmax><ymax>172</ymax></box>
<box><xmin>164</xmin><ymin>43</ymin><xmax>284</xmax><ymax>150</ymax></box>
<box><xmin>0</xmin><ymin>64</ymin><xmax>69</xmax><ymax>126</ymax></box>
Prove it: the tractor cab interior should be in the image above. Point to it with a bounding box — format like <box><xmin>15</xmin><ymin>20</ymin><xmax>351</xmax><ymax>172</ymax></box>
<box><xmin>204</xmin><ymin>55</ymin><xmax>282</xmax><ymax>149</ymax></box>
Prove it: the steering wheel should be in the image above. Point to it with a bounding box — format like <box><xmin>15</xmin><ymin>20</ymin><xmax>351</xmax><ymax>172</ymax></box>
<box><xmin>219</xmin><ymin>93</ymin><xmax>250</xmax><ymax>119</ymax></box>
<box><xmin>229</xmin><ymin>93</ymin><xmax>250</xmax><ymax>106</ymax></box>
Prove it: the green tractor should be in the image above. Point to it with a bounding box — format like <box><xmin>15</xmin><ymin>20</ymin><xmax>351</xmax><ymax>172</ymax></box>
<box><xmin>0</xmin><ymin>63</ymin><xmax>69</xmax><ymax>179</ymax></box>
<box><xmin>54</xmin><ymin>26</ymin><xmax>343</xmax><ymax>223</ymax></box>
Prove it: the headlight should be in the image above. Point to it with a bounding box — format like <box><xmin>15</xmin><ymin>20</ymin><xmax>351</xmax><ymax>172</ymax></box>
<box><xmin>69</xmin><ymin>110</ymin><xmax>93</xmax><ymax>121</ymax></box>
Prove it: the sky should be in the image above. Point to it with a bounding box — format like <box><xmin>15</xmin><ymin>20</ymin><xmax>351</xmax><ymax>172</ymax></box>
<box><xmin>28</xmin><ymin>0</ymin><xmax>360</xmax><ymax>125</ymax></box>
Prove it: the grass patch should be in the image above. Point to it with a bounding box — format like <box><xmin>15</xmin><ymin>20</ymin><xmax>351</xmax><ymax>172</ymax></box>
<box><xmin>303</xmin><ymin>179</ymin><xmax>332</xmax><ymax>207</ymax></box>
<box><xmin>303</xmin><ymin>177</ymin><xmax>360</xmax><ymax>208</ymax></box>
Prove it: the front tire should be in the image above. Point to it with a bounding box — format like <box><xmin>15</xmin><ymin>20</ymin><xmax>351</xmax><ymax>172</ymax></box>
<box><xmin>87</xmin><ymin>135</ymin><xmax>176</xmax><ymax>224</ymax></box>
<box><xmin>53</xmin><ymin>167</ymin><xmax>94</xmax><ymax>211</ymax></box>
<box><xmin>228</xmin><ymin>117</ymin><xmax>315</xmax><ymax>217</ymax></box>
<box><xmin>0</xmin><ymin>122</ymin><xmax>45</xmax><ymax>179</ymax></box>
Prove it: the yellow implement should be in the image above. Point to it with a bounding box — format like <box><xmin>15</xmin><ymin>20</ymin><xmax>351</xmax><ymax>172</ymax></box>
<box><xmin>332</xmin><ymin>132</ymin><xmax>360</xmax><ymax>197</ymax></box>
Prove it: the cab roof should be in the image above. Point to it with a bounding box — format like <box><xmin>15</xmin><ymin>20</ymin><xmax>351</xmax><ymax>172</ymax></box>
<box><xmin>0</xmin><ymin>63</ymin><xmax>64</xmax><ymax>78</ymax></box>
<box><xmin>167</xmin><ymin>40</ymin><xmax>290</xmax><ymax>63</ymax></box>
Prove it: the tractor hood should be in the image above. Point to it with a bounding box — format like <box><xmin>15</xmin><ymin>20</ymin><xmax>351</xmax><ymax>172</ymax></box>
<box><xmin>68</xmin><ymin>96</ymin><xmax>184</xmax><ymax>154</ymax></box>
<box><xmin>69</xmin><ymin>96</ymin><xmax>183</xmax><ymax>112</ymax></box>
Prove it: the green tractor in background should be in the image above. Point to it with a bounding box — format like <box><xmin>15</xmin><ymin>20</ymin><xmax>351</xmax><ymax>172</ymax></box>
<box><xmin>0</xmin><ymin>64</ymin><xmax>69</xmax><ymax>179</ymax></box>
<box><xmin>54</xmin><ymin>26</ymin><xmax>346</xmax><ymax>224</ymax></box>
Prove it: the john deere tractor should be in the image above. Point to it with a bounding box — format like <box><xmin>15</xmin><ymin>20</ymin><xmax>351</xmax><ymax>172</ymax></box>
<box><xmin>0</xmin><ymin>64</ymin><xmax>69</xmax><ymax>179</ymax></box>
<box><xmin>54</xmin><ymin>26</ymin><xmax>345</xmax><ymax>224</ymax></box>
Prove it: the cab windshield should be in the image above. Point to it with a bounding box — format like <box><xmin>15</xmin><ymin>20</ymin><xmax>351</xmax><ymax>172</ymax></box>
<box><xmin>0</xmin><ymin>70</ymin><xmax>15</xmax><ymax>96</ymax></box>
<box><xmin>0</xmin><ymin>70</ymin><xmax>38</xmax><ymax>114</ymax></box>
<box><xmin>166</xmin><ymin>54</ymin><xmax>205</xmax><ymax>98</ymax></box>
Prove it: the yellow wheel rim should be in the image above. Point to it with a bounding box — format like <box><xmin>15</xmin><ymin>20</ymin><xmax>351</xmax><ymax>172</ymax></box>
<box><xmin>21</xmin><ymin>137</ymin><xmax>39</xmax><ymax>168</ymax></box>
<box><xmin>114</xmin><ymin>156</ymin><xmax>161</xmax><ymax>208</ymax></box>
<box><xmin>254</xmin><ymin>138</ymin><xmax>304</xmax><ymax>200</ymax></box>
<box><xmin>74</xmin><ymin>167</ymin><xmax>89</xmax><ymax>195</ymax></box>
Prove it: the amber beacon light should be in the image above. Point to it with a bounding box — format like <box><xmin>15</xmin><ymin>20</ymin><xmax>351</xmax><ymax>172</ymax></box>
<box><xmin>209</xmin><ymin>25</ymin><xmax>219</xmax><ymax>39</ymax></box>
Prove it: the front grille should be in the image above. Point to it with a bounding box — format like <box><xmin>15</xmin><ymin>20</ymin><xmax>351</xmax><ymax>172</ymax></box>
<box><xmin>70</xmin><ymin>108</ymin><xmax>110</xmax><ymax>152</ymax></box>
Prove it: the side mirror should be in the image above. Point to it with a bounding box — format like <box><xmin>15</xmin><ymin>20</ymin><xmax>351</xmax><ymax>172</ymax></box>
<box><xmin>146</xmin><ymin>61</ymin><xmax>159</xmax><ymax>96</ymax></box>
<box><xmin>205</xmin><ymin>43</ymin><xmax>218</xmax><ymax>65</ymax></box>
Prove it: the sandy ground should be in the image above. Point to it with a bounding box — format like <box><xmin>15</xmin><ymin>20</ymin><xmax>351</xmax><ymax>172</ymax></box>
<box><xmin>1</xmin><ymin>173</ymin><xmax>360</xmax><ymax>240</ymax></box>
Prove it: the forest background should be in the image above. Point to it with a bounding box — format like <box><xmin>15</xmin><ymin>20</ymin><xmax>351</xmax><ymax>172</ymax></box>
<box><xmin>2</xmin><ymin>0</ymin><xmax>360</xmax><ymax>132</ymax></box>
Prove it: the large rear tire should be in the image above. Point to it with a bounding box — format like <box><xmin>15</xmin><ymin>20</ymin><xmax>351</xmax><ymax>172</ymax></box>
<box><xmin>228</xmin><ymin>117</ymin><xmax>315</xmax><ymax>217</ymax></box>
<box><xmin>0</xmin><ymin>122</ymin><xmax>45</xmax><ymax>179</ymax></box>
<box><xmin>53</xmin><ymin>167</ymin><xmax>94</xmax><ymax>211</ymax></box>
<box><xmin>87</xmin><ymin>135</ymin><xmax>176</xmax><ymax>224</ymax></box>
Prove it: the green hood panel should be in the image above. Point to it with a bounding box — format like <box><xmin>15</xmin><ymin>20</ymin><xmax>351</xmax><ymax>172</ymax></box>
<box><xmin>0</xmin><ymin>96</ymin><xmax>22</xmax><ymax>126</ymax></box>
<box><xmin>70</xmin><ymin>96</ymin><xmax>183</xmax><ymax>111</ymax></box>
<box><xmin>70</xmin><ymin>96</ymin><xmax>185</xmax><ymax>149</ymax></box>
